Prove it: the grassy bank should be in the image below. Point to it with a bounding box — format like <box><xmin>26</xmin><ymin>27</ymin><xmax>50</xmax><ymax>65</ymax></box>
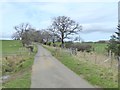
<box><xmin>3</xmin><ymin>56</ymin><xmax>34</xmax><ymax>88</ymax></box>
<box><xmin>2</xmin><ymin>40</ymin><xmax>37</xmax><ymax>88</ymax></box>
<box><xmin>43</xmin><ymin>45</ymin><xmax>118</xmax><ymax>89</ymax></box>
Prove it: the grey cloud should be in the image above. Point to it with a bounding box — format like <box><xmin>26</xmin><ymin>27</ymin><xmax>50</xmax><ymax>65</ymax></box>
<box><xmin>81</xmin><ymin>28</ymin><xmax>116</xmax><ymax>33</ymax></box>
<box><xmin>81</xmin><ymin>23</ymin><xmax>117</xmax><ymax>33</ymax></box>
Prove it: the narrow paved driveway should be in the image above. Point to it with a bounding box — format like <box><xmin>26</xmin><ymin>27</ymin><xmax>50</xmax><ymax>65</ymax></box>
<box><xmin>31</xmin><ymin>45</ymin><xmax>94</xmax><ymax>88</ymax></box>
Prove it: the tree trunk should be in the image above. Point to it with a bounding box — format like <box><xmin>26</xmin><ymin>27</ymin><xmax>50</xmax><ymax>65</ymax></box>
<box><xmin>22</xmin><ymin>41</ymin><xmax>25</xmax><ymax>47</ymax></box>
<box><xmin>53</xmin><ymin>39</ymin><xmax>55</xmax><ymax>44</ymax></box>
<box><xmin>61</xmin><ymin>33</ymin><xmax>64</xmax><ymax>48</ymax></box>
<box><xmin>61</xmin><ymin>39</ymin><xmax>64</xmax><ymax>44</ymax></box>
<box><xmin>118</xmin><ymin>56</ymin><xmax>120</xmax><ymax>67</ymax></box>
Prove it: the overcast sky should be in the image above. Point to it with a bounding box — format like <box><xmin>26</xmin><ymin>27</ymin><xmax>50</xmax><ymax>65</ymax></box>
<box><xmin>0</xmin><ymin>0</ymin><xmax>119</xmax><ymax>41</ymax></box>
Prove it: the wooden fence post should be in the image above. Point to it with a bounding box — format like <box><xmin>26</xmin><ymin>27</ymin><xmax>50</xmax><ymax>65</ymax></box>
<box><xmin>118</xmin><ymin>56</ymin><xmax>120</xmax><ymax>67</ymax></box>
<box><xmin>118</xmin><ymin>56</ymin><xmax>120</xmax><ymax>89</ymax></box>
<box><xmin>94</xmin><ymin>52</ymin><xmax>97</xmax><ymax>64</ymax></box>
<box><xmin>109</xmin><ymin>50</ymin><xmax>113</xmax><ymax>67</ymax></box>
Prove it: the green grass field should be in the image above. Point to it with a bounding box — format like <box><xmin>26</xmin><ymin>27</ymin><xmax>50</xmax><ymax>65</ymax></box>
<box><xmin>89</xmin><ymin>43</ymin><xmax>107</xmax><ymax>54</ymax></box>
<box><xmin>2</xmin><ymin>40</ymin><xmax>37</xmax><ymax>88</ymax></box>
<box><xmin>2</xmin><ymin>40</ymin><xmax>22</xmax><ymax>54</ymax></box>
<box><xmin>44</xmin><ymin>45</ymin><xmax>118</xmax><ymax>88</ymax></box>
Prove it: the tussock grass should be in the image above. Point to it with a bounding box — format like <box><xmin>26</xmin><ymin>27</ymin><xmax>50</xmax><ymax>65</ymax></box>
<box><xmin>3</xmin><ymin>56</ymin><xmax>34</xmax><ymax>88</ymax></box>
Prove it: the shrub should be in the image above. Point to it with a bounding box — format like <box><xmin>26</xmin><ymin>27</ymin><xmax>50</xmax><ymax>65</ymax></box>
<box><xmin>71</xmin><ymin>43</ymin><xmax>92</xmax><ymax>52</ymax></box>
<box><xmin>59</xmin><ymin>44</ymin><xmax>62</xmax><ymax>47</ymax></box>
<box><xmin>53</xmin><ymin>43</ymin><xmax>57</xmax><ymax>47</ymax></box>
<box><xmin>43</xmin><ymin>42</ymin><xmax>47</xmax><ymax>45</ymax></box>
<box><xmin>47</xmin><ymin>42</ymin><xmax>51</xmax><ymax>46</ymax></box>
<box><xmin>65</xmin><ymin>41</ymin><xmax>73</xmax><ymax>48</ymax></box>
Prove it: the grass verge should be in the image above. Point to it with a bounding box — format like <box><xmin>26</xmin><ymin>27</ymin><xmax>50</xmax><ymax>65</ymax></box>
<box><xmin>3</xmin><ymin>46</ymin><xmax>37</xmax><ymax>88</ymax></box>
<box><xmin>2</xmin><ymin>40</ymin><xmax>37</xmax><ymax>88</ymax></box>
<box><xmin>43</xmin><ymin>45</ymin><xmax>118</xmax><ymax>89</ymax></box>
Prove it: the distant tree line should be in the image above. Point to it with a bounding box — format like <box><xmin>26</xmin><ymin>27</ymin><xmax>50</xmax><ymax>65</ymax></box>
<box><xmin>12</xmin><ymin>15</ymin><xmax>120</xmax><ymax>62</ymax></box>
<box><xmin>12</xmin><ymin>16</ymin><xmax>82</xmax><ymax>47</ymax></box>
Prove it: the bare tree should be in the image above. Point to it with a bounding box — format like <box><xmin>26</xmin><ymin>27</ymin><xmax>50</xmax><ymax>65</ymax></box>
<box><xmin>47</xmin><ymin>26</ymin><xmax>60</xmax><ymax>43</ymax></box>
<box><xmin>41</xmin><ymin>30</ymin><xmax>52</xmax><ymax>44</ymax></box>
<box><xmin>22</xmin><ymin>29</ymin><xmax>37</xmax><ymax>45</ymax></box>
<box><xmin>11</xmin><ymin>32</ymin><xmax>20</xmax><ymax>40</ymax></box>
<box><xmin>74</xmin><ymin>35</ymin><xmax>84</xmax><ymax>42</ymax></box>
<box><xmin>14</xmin><ymin>23</ymin><xmax>31</xmax><ymax>40</ymax></box>
<box><xmin>51</xmin><ymin>16</ymin><xmax>82</xmax><ymax>46</ymax></box>
<box><xmin>33</xmin><ymin>30</ymin><xmax>43</xmax><ymax>42</ymax></box>
<box><xmin>13</xmin><ymin>23</ymin><xmax>32</xmax><ymax>46</ymax></box>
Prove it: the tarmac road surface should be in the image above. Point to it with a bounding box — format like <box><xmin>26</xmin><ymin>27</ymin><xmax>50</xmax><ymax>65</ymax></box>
<box><xmin>31</xmin><ymin>45</ymin><xmax>94</xmax><ymax>88</ymax></box>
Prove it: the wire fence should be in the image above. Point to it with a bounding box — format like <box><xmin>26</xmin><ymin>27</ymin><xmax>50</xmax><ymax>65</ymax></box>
<box><xmin>54</xmin><ymin>47</ymin><xmax>118</xmax><ymax>70</ymax></box>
